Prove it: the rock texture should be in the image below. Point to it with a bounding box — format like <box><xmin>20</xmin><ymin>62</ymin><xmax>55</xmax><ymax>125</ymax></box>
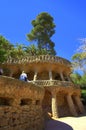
<box><xmin>0</xmin><ymin>76</ymin><xmax>44</xmax><ymax>130</ymax></box>
<box><xmin>0</xmin><ymin>55</ymin><xmax>85</xmax><ymax>130</ymax></box>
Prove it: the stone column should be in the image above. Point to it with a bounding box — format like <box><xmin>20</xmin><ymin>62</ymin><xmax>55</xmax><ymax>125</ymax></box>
<box><xmin>49</xmin><ymin>70</ymin><xmax>52</xmax><ymax>80</ymax></box>
<box><xmin>74</xmin><ymin>96</ymin><xmax>85</xmax><ymax>113</ymax></box>
<box><xmin>51</xmin><ymin>90</ymin><xmax>58</xmax><ymax>118</ymax></box>
<box><xmin>33</xmin><ymin>71</ymin><xmax>38</xmax><ymax>81</ymax></box>
<box><xmin>8</xmin><ymin>70</ymin><xmax>13</xmax><ymax>77</ymax></box>
<box><xmin>60</xmin><ymin>72</ymin><xmax>65</xmax><ymax>81</ymax></box>
<box><xmin>66</xmin><ymin>94</ymin><xmax>78</xmax><ymax>116</ymax></box>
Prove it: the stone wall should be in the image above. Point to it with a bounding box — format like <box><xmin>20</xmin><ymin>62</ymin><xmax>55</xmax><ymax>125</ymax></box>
<box><xmin>0</xmin><ymin>76</ymin><xmax>85</xmax><ymax>130</ymax></box>
<box><xmin>0</xmin><ymin>105</ymin><xmax>43</xmax><ymax>130</ymax></box>
<box><xmin>0</xmin><ymin>76</ymin><xmax>44</xmax><ymax>130</ymax></box>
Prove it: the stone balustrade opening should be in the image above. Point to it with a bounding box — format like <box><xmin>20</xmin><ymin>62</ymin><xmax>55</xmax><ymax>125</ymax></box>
<box><xmin>0</xmin><ymin>97</ymin><xmax>13</xmax><ymax>106</ymax></box>
<box><xmin>20</xmin><ymin>98</ymin><xmax>32</xmax><ymax>106</ymax></box>
<box><xmin>36</xmin><ymin>100</ymin><xmax>40</xmax><ymax>105</ymax></box>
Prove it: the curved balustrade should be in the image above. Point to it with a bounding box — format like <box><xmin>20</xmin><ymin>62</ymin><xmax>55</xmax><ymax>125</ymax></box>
<box><xmin>5</xmin><ymin>55</ymin><xmax>71</xmax><ymax>66</ymax></box>
<box><xmin>33</xmin><ymin>80</ymin><xmax>80</xmax><ymax>88</ymax></box>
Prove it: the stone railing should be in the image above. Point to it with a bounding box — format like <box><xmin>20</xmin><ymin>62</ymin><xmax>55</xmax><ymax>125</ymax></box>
<box><xmin>5</xmin><ymin>55</ymin><xmax>71</xmax><ymax>66</ymax></box>
<box><xmin>33</xmin><ymin>80</ymin><xmax>80</xmax><ymax>88</ymax></box>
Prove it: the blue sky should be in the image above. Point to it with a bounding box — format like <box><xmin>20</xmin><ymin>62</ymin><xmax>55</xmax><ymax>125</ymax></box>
<box><xmin>0</xmin><ymin>0</ymin><xmax>86</xmax><ymax>61</ymax></box>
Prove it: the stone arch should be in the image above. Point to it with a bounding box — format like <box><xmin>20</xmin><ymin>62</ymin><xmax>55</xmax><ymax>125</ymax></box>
<box><xmin>56</xmin><ymin>91</ymin><xmax>71</xmax><ymax>117</ymax></box>
<box><xmin>27</xmin><ymin>71</ymin><xmax>34</xmax><ymax>80</ymax></box>
<box><xmin>38</xmin><ymin>71</ymin><xmax>49</xmax><ymax>80</ymax></box>
<box><xmin>71</xmin><ymin>94</ymin><xmax>79</xmax><ymax>113</ymax></box>
<box><xmin>72</xmin><ymin>93</ymin><xmax>85</xmax><ymax>114</ymax></box>
<box><xmin>54</xmin><ymin>72</ymin><xmax>61</xmax><ymax>80</ymax></box>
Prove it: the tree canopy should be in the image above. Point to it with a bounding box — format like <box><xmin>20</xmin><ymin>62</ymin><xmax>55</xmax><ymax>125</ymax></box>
<box><xmin>71</xmin><ymin>38</ymin><xmax>86</xmax><ymax>88</ymax></box>
<box><xmin>72</xmin><ymin>38</ymin><xmax>86</xmax><ymax>74</ymax></box>
<box><xmin>0</xmin><ymin>13</ymin><xmax>57</xmax><ymax>62</ymax></box>
<box><xmin>27</xmin><ymin>12</ymin><xmax>56</xmax><ymax>55</ymax></box>
<box><xmin>0</xmin><ymin>35</ymin><xmax>14</xmax><ymax>63</ymax></box>
<box><xmin>0</xmin><ymin>35</ymin><xmax>28</xmax><ymax>62</ymax></box>
<box><xmin>0</xmin><ymin>35</ymin><xmax>50</xmax><ymax>63</ymax></box>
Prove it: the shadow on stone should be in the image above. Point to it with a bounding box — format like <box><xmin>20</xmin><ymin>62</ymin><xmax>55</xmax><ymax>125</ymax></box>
<box><xmin>45</xmin><ymin>119</ymin><xmax>73</xmax><ymax>130</ymax></box>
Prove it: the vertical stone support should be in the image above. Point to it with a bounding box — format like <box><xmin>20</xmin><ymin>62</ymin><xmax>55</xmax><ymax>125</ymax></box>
<box><xmin>9</xmin><ymin>71</ymin><xmax>13</xmax><ymax>77</ymax></box>
<box><xmin>60</xmin><ymin>72</ymin><xmax>65</xmax><ymax>81</ymax></box>
<box><xmin>49</xmin><ymin>70</ymin><xmax>52</xmax><ymax>80</ymax></box>
<box><xmin>66</xmin><ymin>94</ymin><xmax>78</xmax><ymax>116</ymax></box>
<box><xmin>11</xmin><ymin>98</ymin><xmax>21</xmax><ymax>106</ymax></box>
<box><xmin>74</xmin><ymin>96</ymin><xmax>85</xmax><ymax>113</ymax></box>
<box><xmin>51</xmin><ymin>90</ymin><xmax>58</xmax><ymax>118</ymax></box>
<box><xmin>33</xmin><ymin>71</ymin><xmax>38</xmax><ymax>81</ymax></box>
<box><xmin>32</xmin><ymin>100</ymin><xmax>35</xmax><ymax>105</ymax></box>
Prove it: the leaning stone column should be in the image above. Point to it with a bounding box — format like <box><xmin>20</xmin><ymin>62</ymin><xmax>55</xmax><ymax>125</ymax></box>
<box><xmin>74</xmin><ymin>96</ymin><xmax>85</xmax><ymax>113</ymax></box>
<box><xmin>60</xmin><ymin>72</ymin><xmax>65</xmax><ymax>81</ymax></box>
<box><xmin>49</xmin><ymin>70</ymin><xmax>52</xmax><ymax>80</ymax></box>
<box><xmin>33</xmin><ymin>71</ymin><xmax>38</xmax><ymax>81</ymax></box>
<box><xmin>51</xmin><ymin>90</ymin><xmax>58</xmax><ymax>118</ymax></box>
<box><xmin>66</xmin><ymin>94</ymin><xmax>78</xmax><ymax>116</ymax></box>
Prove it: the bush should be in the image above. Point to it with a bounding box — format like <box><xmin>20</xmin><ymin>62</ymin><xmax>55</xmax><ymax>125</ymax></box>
<box><xmin>81</xmin><ymin>89</ymin><xmax>86</xmax><ymax>105</ymax></box>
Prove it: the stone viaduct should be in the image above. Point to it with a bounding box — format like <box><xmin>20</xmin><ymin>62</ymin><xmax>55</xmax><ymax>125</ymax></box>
<box><xmin>0</xmin><ymin>55</ymin><xmax>85</xmax><ymax>130</ymax></box>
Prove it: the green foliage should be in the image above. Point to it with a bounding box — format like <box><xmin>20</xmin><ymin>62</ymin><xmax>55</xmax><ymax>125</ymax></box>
<box><xmin>72</xmin><ymin>53</ymin><xmax>82</xmax><ymax>61</ymax></box>
<box><xmin>81</xmin><ymin>89</ymin><xmax>86</xmax><ymax>105</ymax></box>
<box><xmin>0</xmin><ymin>35</ymin><xmax>28</xmax><ymax>62</ymax></box>
<box><xmin>10</xmin><ymin>43</ymin><xmax>26</xmax><ymax>59</ymax></box>
<box><xmin>25</xmin><ymin>44</ymin><xmax>38</xmax><ymax>56</ymax></box>
<box><xmin>71</xmin><ymin>38</ymin><xmax>86</xmax><ymax>89</ymax></box>
<box><xmin>0</xmin><ymin>35</ymin><xmax>14</xmax><ymax>63</ymax></box>
<box><xmin>72</xmin><ymin>38</ymin><xmax>86</xmax><ymax>74</ymax></box>
<box><xmin>70</xmin><ymin>72</ymin><xmax>86</xmax><ymax>89</ymax></box>
<box><xmin>25</xmin><ymin>44</ymin><xmax>49</xmax><ymax>56</ymax></box>
<box><xmin>0</xmin><ymin>13</ymin><xmax>57</xmax><ymax>61</ymax></box>
<box><xmin>0</xmin><ymin>49</ymin><xmax>6</xmax><ymax>62</ymax></box>
<box><xmin>80</xmin><ymin>74</ymin><xmax>86</xmax><ymax>88</ymax></box>
<box><xmin>82</xmin><ymin>89</ymin><xmax>86</xmax><ymax>96</ymax></box>
<box><xmin>0</xmin><ymin>34</ymin><xmax>52</xmax><ymax>63</ymax></box>
<box><xmin>70</xmin><ymin>72</ymin><xmax>81</xmax><ymax>85</ymax></box>
<box><xmin>27</xmin><ymin>12</ymin><xmax>56</xmax><ymax>55</ymax></box>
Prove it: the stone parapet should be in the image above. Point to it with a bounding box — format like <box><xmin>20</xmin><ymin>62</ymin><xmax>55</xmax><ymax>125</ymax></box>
<box><xmin>0</xmin><ymin>76</ymin><xmax>44</xmax><ymax>130</ymax></box>
<box><xmin>4</xmin><ymin>55</ymin><xmax>71</xmax><ymax>67</ymax></box>
<box><xmin>33</xmin><ymin>80</ymin><xmax>80</xmax><ymax>88</ymax></box>
<box><xmin>0</xmin><ymin>76</ymin><xmax>44</xmax><ymax>99</ymax></box>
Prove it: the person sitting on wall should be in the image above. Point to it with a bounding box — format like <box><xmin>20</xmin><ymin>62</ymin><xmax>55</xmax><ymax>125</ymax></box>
<box><xmin>19</xmin><ymin>71</ymin><xmax>28</xmax><ymax>81</ymax></box>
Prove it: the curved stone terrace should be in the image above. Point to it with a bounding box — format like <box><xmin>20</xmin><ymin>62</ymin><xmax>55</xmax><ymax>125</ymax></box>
<box><xmin>4</xmin><ymin>55</ymin><xmax>71</xmax><ymax>67</ymax></box>
<box><xmin>0</xmin><ymin>55</ymin><xmax>79</xmax><ymax>90</ymax></box>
